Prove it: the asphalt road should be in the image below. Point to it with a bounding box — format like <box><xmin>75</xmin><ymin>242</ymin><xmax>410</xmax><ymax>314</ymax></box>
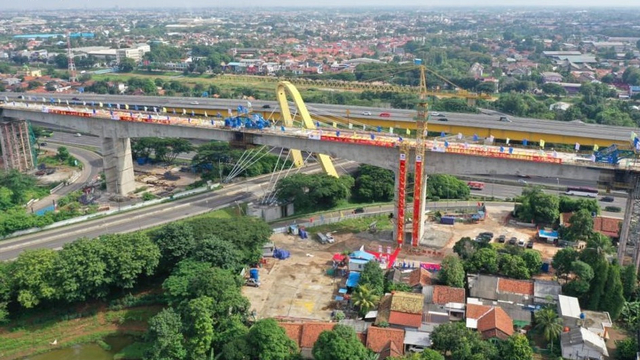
<box><xmin>4</xmin><ymin>92</ymin><xmax>638</xmax><ymax>142</ymax></box>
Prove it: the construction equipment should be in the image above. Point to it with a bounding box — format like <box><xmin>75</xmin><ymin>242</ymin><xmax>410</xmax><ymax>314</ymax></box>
<box><xmin>411</xmin><ymin>61</ymin><xmax>428</xmax><ymax>247</ymax></box>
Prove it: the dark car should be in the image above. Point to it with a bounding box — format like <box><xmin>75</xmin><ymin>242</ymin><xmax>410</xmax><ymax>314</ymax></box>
<box><xmin>40</xmin><ymin>142</ymin><xmax>47</xmax><ymax>146</ymax></box>
<box><xmin>499</xmin><ymin>116</ymin><xmax>512</xmax><ymax>122</ymax></box>
<box><xmin>71</xmin><ymin>97</ymin><xmax>80</xmax><ymax>101</ymax></box>
<box><xmin>437</xmin><ymin>117</ymin><xmax>449</xmax><ymax>122</ymax></box>
<box><xmin>262</xmin><ymin>104</ymin><xmax>271</xmax><ymax>109</ymax></box>
<box><xmin>600</xmin><ymin>196</ymin><xmax>614</xmax><ymax>202</ymax></box>
<box><xmin>526</xmin><ymin>241</ymin><xmax>534</xmax><ymax>249</ymax></box>
<box><xmin>354</xmin><ymin>207</ymin><xmax>365</xmax><ymax>214</ymax></box>
<box><xmin>497</xmin><ymin>235</ymin><xmax>506</xmax><ymax>243</ymax></box>
<box><xmin>479</xmin><ymin>232</ymin><xmax>494</xmax><ymax>239</ymax></box>
<box><xmin>508</xmin><ymin>237</ymin><xmax>517</xmax><ymax>245</ymax></box>
<box><xmin>379</xmin><ymin>112</ymin><xmax>391</xmax><ymax>117</ymax></box>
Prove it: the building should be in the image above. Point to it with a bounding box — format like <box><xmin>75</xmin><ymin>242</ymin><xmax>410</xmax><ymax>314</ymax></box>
<box><xmin>468</xmin><ymin>62</ymin><xmax>484</xmax><ymax>79</ymax></box>
<box><xmin>465</xmin><ymin>303</ymin><xmax>514</xmax><ymax>340</ymax></box>
<box><xmin>387</xmin><ymin>267</ymin><xmax>434</xmax><ymax>292</ymax></box>
<box><xmin>116</xmin><ymin>43</ymin><xmax>151</xmax><ymax>64</ymax></box>
<box><xmin>376</xmin><ymin>292</ymin><xmax>424</xmax><ymax>329</ymax></box>
<box><xmin>467</xmin><ymin>274</ymin><xmax>538</xmax><ymax>327</ymax></box>
<box><xmin>366</xmin><ymin>326</ymin><xmax>405</xmax><ymax>359</ymax></box>
<box><xmin>541</xmin><ymin>72</ymin><xmax>564</xmax><ymax>83</ymax></box>
<box><xmin>562</xmin><ymin>213</ymin><xmax>622</xmax><ymax>240</ymax></box>
<box><xmin>561</xmin><ymin>327</ymin><xmax>609</xmax><ymax>360</ymax></box>
<box><xmin>558</xmin><ymin>295</ymin><xmax>611</xmax><ymax>360</ymax></box>
<box><xmin>16</xmin><ymin>65</ymin><xmax>41</xmax><ymax>77</ymax></box>
<box><xmin>422</xmin><ymin>285</ymin><xmax>466</xmax><ymax>323</ymax></box>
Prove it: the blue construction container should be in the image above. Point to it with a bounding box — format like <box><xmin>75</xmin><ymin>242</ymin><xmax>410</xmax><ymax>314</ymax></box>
<box><xmin>250</xmin><ymin>268</ymin><xmax>259</xmax><ymax>281</ymax></box>
<box><xmin>441</xmin><ymin>216</ymin><xmax>455</xmax><ymax>225</ymax></box>
<box><xmin>541</xmin><ymin>262</ymin><xmax>550</xmax><ymax>273</ymax></box>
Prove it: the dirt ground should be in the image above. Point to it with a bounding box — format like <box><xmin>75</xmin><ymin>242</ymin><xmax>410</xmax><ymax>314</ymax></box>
<box><xmin>244</xmin><ymin>204</ymin><xmax>566</xmax><ymax>320</ymax></box>
<box><xmin>132</xmin><ymin>164</ymin><xmax>200</xmax><ymax>196</ymax></box>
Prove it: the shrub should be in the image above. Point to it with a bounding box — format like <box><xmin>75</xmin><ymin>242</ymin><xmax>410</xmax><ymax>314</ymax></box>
<box><xmin>605</xmin><ymin>206</ymin><xmax>622</xmax><ymax>213</ymax></box>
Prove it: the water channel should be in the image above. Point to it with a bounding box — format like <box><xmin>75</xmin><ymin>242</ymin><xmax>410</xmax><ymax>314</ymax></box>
<box><xmin>21</xmin><ymin>336</ymin><xmax>135</xmax><ymax>360</ymax></box>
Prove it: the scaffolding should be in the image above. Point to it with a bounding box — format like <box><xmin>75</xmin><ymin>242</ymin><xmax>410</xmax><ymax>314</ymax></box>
<box><xmin>0</xmin><ymin>120</ymin><xmax>35</xmax><ymax>172</ymax></box>
<box><xmin>618</xmin><ymin>175</ymin><xmax>640</xmax><ymax>272</ymax></box>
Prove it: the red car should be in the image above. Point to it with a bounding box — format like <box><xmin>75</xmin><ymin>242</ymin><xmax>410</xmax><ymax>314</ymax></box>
<box><xmin>379</xmin><ymin>112</ymin><xmax>391</xmax><ymax>117</ymax></box>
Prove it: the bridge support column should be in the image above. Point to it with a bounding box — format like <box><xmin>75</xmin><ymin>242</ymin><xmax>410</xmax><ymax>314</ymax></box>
<box><xmin>617</xmin><ymin>175</ymin><xmax>640</xmax><ymax>272</ymax></box>
<box><xmin>102</xmin><ymin>137</ymin><xmax>135</xmax><ymax>196</ymax></box>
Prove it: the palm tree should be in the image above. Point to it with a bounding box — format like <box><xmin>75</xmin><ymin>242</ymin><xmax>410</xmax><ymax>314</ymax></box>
<box><xmin>352</xmin><ymin>285</ymin><xmax>380</xmax><ymax>317</ymax></box>
<box><xmin>534</xmin><ymin>308</ymin><xmax>563</xmax><ymax>351</ymax></box>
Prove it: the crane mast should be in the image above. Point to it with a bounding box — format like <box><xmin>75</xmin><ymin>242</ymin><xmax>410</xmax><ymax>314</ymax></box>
<box><xmin>412</xmin><ymin>64</ymin><xmax>428</xmax><ymax>247</ymax></box>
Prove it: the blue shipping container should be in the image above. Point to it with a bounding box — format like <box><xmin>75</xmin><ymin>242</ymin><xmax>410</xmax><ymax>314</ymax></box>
<box><xmin>441</xmin><ymin>216</ymin><xmax>455</xmax><ymax>225</ymax></box>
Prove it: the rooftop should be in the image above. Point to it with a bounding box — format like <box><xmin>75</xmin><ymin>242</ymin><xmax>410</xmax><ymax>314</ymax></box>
<box><xmin>498</xmin><ymin>278</ymin><xmax>534</xmax><ymax>296</ymax></box>
<box><xmin>431</xmin><ymin>285</ymin><xmax>466</xmax><ymax>305</ymax></box>
<box><xmin>390</xmin><ymin>292</ymin><xmax>424</xmax><ymax>314</ymax></box>
<box><xmin>477</xmin><ymin>307</ymin><xmax>514</xmax><ymax>338</ymax></box>
<box><xmin>366</xmin><ymin>326</ymin><xmax>405</xmax><ymax>355</ymax></box>
<box><xmin>558</xmin><ymin>295</ymin><xmax>582</xmax><ymax>319</ymax></box>
<box><xmin>408</xmin><ymin>267</ymin><xmax>433</xmax><ymax>288</ymax></box>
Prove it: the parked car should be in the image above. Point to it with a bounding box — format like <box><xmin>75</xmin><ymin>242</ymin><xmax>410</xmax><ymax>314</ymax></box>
<box><xmin>35</xmin><ymin>170</ymin><xmax>46</xmax><ymax>176</ymax></box>
<box><xmin>479</xmin><ymin>232</ymin><xmax>494</xmax><ymax>239</ymax></box>
<box><xmin>600</xmin><ymin>196</ymin><xmax>614</xmax><ymax>202</ymax></box>
<box><xmin>40</xmin><ymin>142</ymin><xmax>47</xmax><ymax>146</ymax></box>
<box><xmin>517</xmin><ymin>174</ymin><xmax>531</xmax><ymax>178</ymax></box>
<box><xmin>354</xmin><ymin>207</ymin><xmax>365</xmax><ymax>214</ymax></box>
<box><xmin>379</xmin><ymin>112</ymin><xmax>391</xmax><ymax>117</ymax></box>
<box><xmin>262</xmin><ymin>104</ymin><xmax>271</xmax><ymax>109</ymax></box>
<box><xmin>518</xmin><ymin>239</ymin><xmax>526</xmax><ymax>247</ymax></box>
<box><xmin>245</xmin><ymin>278</ymin><xmax>260</xmax><ymax>287</ymax></box>
<box><xmin>362</xmin><ymin>111</ymin><xmax>372</xmax><ymax>116</ymax></box>
<box><xmin>526</xmin><ymin>241</ymin><xmax>534</xmax><ymax>249</ymax></box>
<box><xmin>437</xmin><ymin>117</ymin><xmax>449</xmax><ymax>121</ymax></box>
<box><xmin>499</xmin><ymin>116</ymin><xmax>512</xmax><ymax>122</ymax></box>
<box><xmin>431</xmin><ymin>112</ymin><xmax>443</xmax><ymax>116</ymax></box>
<box><xmin>497</xmin><ymin>235</ymin><xmax>506</xmax><ymax>243</ymax></box>
<box><xmin>508</xmin><ymin>237</ymin><xmax>517</xmax><ymax>245</ymax></box>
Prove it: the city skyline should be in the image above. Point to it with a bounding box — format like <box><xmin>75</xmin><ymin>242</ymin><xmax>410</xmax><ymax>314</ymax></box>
<box><xmin>5</xmin><ymin>0</ymin><xmax>640</xmax><ymax>10</ymax></box>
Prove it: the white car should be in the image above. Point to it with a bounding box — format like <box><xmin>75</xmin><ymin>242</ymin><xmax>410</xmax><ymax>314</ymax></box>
<box><xmin>431</xmin><ymin>112</ymin><xmax>442</xmax><ymax>116</ymax></box>
<box><xmin>74</xmin><ymin>133</ymin><xmax>82</xmax><ymax>137</ymax></box>
<box><xmin>190</xmin><ymin>101</ymin><xmax>199</xmax><ymax>105</ymax></box>
<box><xmin>362</xmin><ymin>111</ymin><xmax>372</xmax><ymax>116</ymax></box>
<box><xmin>517</xmin><ymin>239</ymin><xmax>526</xmax><ymax>247</ymax></box>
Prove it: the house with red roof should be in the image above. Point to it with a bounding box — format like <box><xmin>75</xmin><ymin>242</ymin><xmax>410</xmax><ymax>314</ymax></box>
<box><xmin>465</xmin><ymin>303</ymin><xmax>514</xmax><ymax>340</ymax></box>
<box><xmin>561</xmin><ymin>212</ymin><xmax>621</xmax><ymax>239</ymax></box>
<box><xmin>422</xmin><ymin>285</ymin><xmax>466</xmax><ymax>323</ymax></box>
<box><xmin>375</xmin><ymin>291</ymin><xmax>424</xmax><ymax>329</ymax></box>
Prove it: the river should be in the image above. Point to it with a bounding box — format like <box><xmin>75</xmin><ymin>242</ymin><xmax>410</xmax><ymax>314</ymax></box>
<box><xmin>21</xmin><ymin>336</ymin><xmax>135</xmax><ymax>360</ymax></box>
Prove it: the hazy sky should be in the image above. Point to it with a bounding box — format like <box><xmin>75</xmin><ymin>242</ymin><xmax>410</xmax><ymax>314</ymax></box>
<box><xmin>6</xmin><ymin>0</ymin><xmax>640</xmax><ymax>10</ymax></box>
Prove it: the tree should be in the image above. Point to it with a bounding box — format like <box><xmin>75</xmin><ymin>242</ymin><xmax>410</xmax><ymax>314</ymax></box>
<box><xmin>476</xmin><ymin>82</ymin><xmax>496</xmax><ymax>94</ymax></box>
<box><xmin>615</xmin><ymin>337</ymin><xmax>639</xmax><ymax>360</ymax></box>
<box><xmin>275</xmin><ymin>173</ymin><xmax>353</xmax><ymax>212</ymax></box>
<box><xmin>145</xmin><ymin>308</ymin><xmax>187</xmax><ymax>360</ymax></box>
<box><xmin>541</xmin><ymin>83</ymin><xmax>567</xmax><ymax>97</ymax></box>
<box><xmin>427</xmin><ymin>174</ymin><xmax>470</xmax><ymax>200</ymax></box>
<box><xmin>183</xmin><ymin>217</ymin><xmax>272</xmax><ymax>265</ymax></box>
<box><xmin>353</xmin><ymin>165</ymin><xmax>395</xmax><ymax>202</ymax></box>
<box><xmin>430</xmin><ymin>322</ymin><xmax>497</xmax><ymax>360</ymax></box>
<box><xmin>352</xmin><ymin>285</ymin><xmax>380</xmax><ymax>317</ymax></box>
<box><xmin>150</xmin><ymin>222</ymin><xmax>196</xmax><ymax>272</ymax></box>
<box><xmin>552</xmin><ymin>248</ymin><xmax>579</xmax><ymax>281</ymax></box>
<box><xmin>54</xmin><ymin>238</ymin><xmax>108</xmax><ymax>302</ymax></box>
<box><xmin>420</xmin><ymin>349</ymin><xmax>444</xmax><ymax>360</ymax></box>
<box><xmin>521</xmin><ymin>250</ymin><xmax>543</xmax><ymax>276</ymax></box>
<box><xmin>312</xmin><ymin>325</ymin><xmax>371</xmax><ymax>360</ymax></box>
<box><xmin>565</xmin><ymin>209</ymin><xmax>594</xmax><ymax>241</ymax></box>
<box><xmin>119</xmin><ymin>57</ymin><xmax>137</xmax><ymax>73</ymax></box>
<box><xmin>99</xmin><ymin>233</ymin><xmax>160</xmax><ymax>290</ymax></box>
<box><xmin>563</xmin><ymin>261</ymin><xmax>594</xmax><ymax>298</ymax></box>
<box><xmin>57</xmin><ymin>146</ymin><xmax>70</xmax><ymax>162</ymax></box>
<box><xmin>516</xmin><ymin>187</ymin><xmax>559</xmax><ymax>224</ymax></box>
<box><xmin>247</xmin><ymin>318</ymin><xmax>298</xmax><ymax>360</ymax></box>
<box><xmin>533</xmin><ymin>308</ymin><xmax>562</xmax><ymax>351</ymax></box>
<box><xmin>621</xmin><ymin>265</ymin><xmax>637</xmax><ymax>301</ymax></box>
<box><xmin>10</xmin><ymin>249</ymin><xmax>58</xmax><ymax>308</ymax></box>
<box><xmin>584</xmin><ymin>255</ymin><xmax>610</xmax><ymax>310</ymax></box>
<box><xmin>500</xmin><ymin>334</ymin><xmax>533</xmax><ymax>360</ymax></box>
<box><xmin>359</xmin><ymin>261</ymin><xmax>385</xmax><ymax>296</ymax></box>
<box><xmin>453</xmin><ymin>237</ymin><xmax>481</xmax><ymax>260</ymax></box>
<box><xmin>466</xmin><ymin>247</ymin><xmax>499</xmax><ymax>274</ymax></box>
<box><xmin>600</xmin><ymin>264</ymin><xmax>625</xmax><ymax>320</ymax></box>
<box><xmin>183</xmin><ymin>297</ymin><xmax>214</xmax><ymax>360</ymax></box>
<box><xmin>192</xmin><ymin>236</ymin><xmax>244</xmax><ymax>271</ymax></box>
<box><xmin>498</xmin><ymin>254</ymin><xmax>530</xmax><ymax>279</ymax></box>
<box><xmin>439</xmin><ymin>255</ymin><xmax>465</xmax><ymax>288</ymax></box>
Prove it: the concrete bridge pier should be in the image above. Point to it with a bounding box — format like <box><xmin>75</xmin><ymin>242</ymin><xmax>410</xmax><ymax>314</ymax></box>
<box><xmin>102</xmin><ymin>137</ymin><xmax>135</xmax><ymax>196</ymax></box>
<box><xmin>617</xmin><ymin>175</ymin><xmax>640</xmax><ymax>271</ymax></box>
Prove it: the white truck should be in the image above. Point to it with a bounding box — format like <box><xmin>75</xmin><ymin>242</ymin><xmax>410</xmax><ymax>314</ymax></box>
<box><xmin>317</xmin><ymin>232</ymin><xmax>335</xmax><ymax>244</ymax></box>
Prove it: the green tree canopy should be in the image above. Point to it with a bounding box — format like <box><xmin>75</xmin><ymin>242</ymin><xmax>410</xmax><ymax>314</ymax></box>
<box><xmin>500</xmin><ymin>334</ymin><xmax>533</xmax><ymax>360</ymax></box>
<box><xmin>439</xmin><ymin>255</ymin><xmax>465</xmax><ymax>288</ymax></box>
<box><xmin>427</xmin><ymin>174</ymin><xmax>470</xmax><ymax>200</ymax></box>
<box><xmin>533</xmin><ymin>308</ymin><xmax>563</xmax><ymax>351</ymax></box>
<box><xmin>358</xmin><ymin>261</ymin><xmax>385</xmax><ymax>296</ymax></box>
<box><xmin>247</xmin><ymin>318</ymin><xmax>299</xmax><ymax>360</ymax></box>
<box><xmin>144</xmin><ymin>307</ymin><xmax>187</xmax><ymax>360</ymax></box>
<box><xmin>516</xmin><ymin>186</ymin><xmax>559</xmax><ymax>224</ymax></box>
<box><xmin>312</xmin><ymin>325</ymin><xmax>371</xmax><ymax>360</ymax></box>
<box><xmin>352</xmin><ymin>165</ymin><xmax>395</xmax><ymax>202</ymax></box>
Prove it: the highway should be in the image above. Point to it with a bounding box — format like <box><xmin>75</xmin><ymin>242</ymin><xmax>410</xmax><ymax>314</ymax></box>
<box><xmin>4</xmin><ymin>92</ymin><xmax>639</xmax><ymax>143</ymax></box>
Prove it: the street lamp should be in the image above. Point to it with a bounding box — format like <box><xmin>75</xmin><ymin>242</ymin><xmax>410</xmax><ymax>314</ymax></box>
<box><xmin>557</xmin><ymin>178</ymin><xmax>560</xmax><ymax>196</ymax></box>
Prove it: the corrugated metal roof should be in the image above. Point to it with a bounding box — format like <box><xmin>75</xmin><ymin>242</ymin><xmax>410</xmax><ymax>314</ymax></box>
<box><xmin>558</xmin><ymin>295</ymin><xmax>582</xmax><ymax>319</ymax></box>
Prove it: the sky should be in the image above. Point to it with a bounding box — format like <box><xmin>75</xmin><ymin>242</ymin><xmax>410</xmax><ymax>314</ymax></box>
<box><xmin>6</xmin><ymin>0</ymin><xmax>640</xmax><ymax>10</ymax></box>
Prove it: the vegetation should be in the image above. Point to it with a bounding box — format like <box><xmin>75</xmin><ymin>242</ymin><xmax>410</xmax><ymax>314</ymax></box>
<box><xmin>275</xmin><ymin>173</ymin><xmax>355</xmax><ymax>212</ymax></box>
<box><xmin>131</xmin><ymin>138</ymin><xmax>195</xmax><ymax>163</ymax></box>
<box><xmin>453</xmin><ymin>237</ymin><xmax>541</xmax><ymax>279</ymax></box>
<box><xmin>515</xmin><ymin>186</ymin><xmax>559</xmax><ymax>225</ymax></box>
<box><xmin>426</xmin><ymin>174</ymin><xmax>470</xmax><ymax>200</ymax></box>
<box><xmin>312</xmin><ymin>325</ymin><xmax>374</xmax><ymax>360</ymax></box>
<box><xmin>438</xmin><ymin>255</ymin><xmax>465</xmax><ymax>288</ymax></box>
<box><xmin>430</xmin><ymin>322</ymin><xmax>498</xmax><ymax>360</ymax></box>
<box><xmin>533</xmin><ymin>308</ymin><xmax>563</xmax><ymax>351</ymax></box>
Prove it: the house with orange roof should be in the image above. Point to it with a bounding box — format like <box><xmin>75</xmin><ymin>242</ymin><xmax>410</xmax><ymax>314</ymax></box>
<box><xmin>561</xmin><ymin>212</ymin><xmax>621</xmax><ymax>240</ymax></box>
<box><xmin>465</xmin><ymin>303</ymin><xmax>514</xmax><ymax>340</ymax></box>
<box><xmin>422</xmin><ymin>285</ymin><xmax>466</xmax><ymax>323</ymax></box>
<box><xmin>366</xmin><ymin>326</ymin><xmax>405</xmax><ymax>359</ymax></box>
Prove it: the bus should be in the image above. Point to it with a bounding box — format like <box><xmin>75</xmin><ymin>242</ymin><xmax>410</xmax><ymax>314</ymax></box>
<box><xmin>565</xmin><ymin>186</ymin><xmax>599</xmax><ymax>198</ymax></box>
<box><xmin>467</xmin><ymin>181</ymin><xmax>485</xmax><ymax>190</ymax></box>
